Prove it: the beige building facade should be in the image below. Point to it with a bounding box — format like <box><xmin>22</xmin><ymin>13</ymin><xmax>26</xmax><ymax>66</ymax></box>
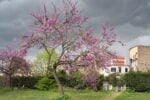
<box><xmin>129</xmin><ymin>45</ymin><xmax>150</xmax><ymax>72</ymax></box>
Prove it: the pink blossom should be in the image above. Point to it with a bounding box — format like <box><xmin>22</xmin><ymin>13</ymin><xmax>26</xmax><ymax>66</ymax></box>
<box><xmin>0</xmin><ymin>46</ymin><xmax>30</xmax><ymax>78</ymax></box>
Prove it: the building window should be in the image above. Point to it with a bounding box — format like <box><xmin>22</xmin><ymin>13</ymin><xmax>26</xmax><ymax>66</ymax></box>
<box><xmin>130</xmin><ymin>59</ymin><xmax>132</xmax><ymax>65</ymax></box>
<box><xmin>111</xmin><ymin>68</ymin><xmax>116</xmax><ymax>72</ymax></box>
<box><xmin>125</xmin><ymin>68</ymin><xmax>128</xmax><ymax>72</ymax></box>
<box><xmin>119</xmin><ymin>67</ymin><xmax>121</xmax><ymax>73</ymax></box>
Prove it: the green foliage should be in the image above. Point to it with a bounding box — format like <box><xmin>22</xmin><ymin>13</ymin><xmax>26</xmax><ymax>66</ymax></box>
<box><xmin>124</xmin><ymin>71</ymin><xmax>150</xmax><ymax>92</ymax></box>
<box><xmin>36</xmin><ymin>48</ymin><xmax>58</xmax><ymax>65</ymax></box>
<box><xmin>62</xmin><ymin>73</ymin><xmax>104</xmax><ymax>90</ymax></box>
<box><xmin>106</xmin><ymin>73</ymin><xmax>125</xmax><ymax>87</ymax></box>
<box><xmin>12</xmin><ymin>76</ymin><xmax>40</xmax><ymax>89</ymax></box>
<box><xmin>31</xmin><ymin>48</ymin><xmax>58</xmax><ymax>76</ymax></box>
<box><xmin>12</xmin><ymin>75</ymin><xmax>56</xmax><ymax>90</ymax></box>
<box><xmin>9</xmin><ymin>71</ymin><xmax>104</xmax><ymax>91</ymax></box>
<box><xmin>65</xmin><ymin>73</ymin><xmax>87</xmax><ymax>89</ymax></box>
<box><xmin>107</xmin><ymin>74</ymin><xmax>117</xmax><ymax>86</ymax></box>
<box><xmin>97</xmin><ymin>75</ymin><xmax>105</xmax><ymax>90</ymax></box>
<box><xmin>35</xmin><ymin>76</ymin><xmax>56</xmax><ymax>91</ymax></box>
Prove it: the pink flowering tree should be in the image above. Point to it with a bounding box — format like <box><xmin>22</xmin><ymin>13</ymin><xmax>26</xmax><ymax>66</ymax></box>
<box><xmin>20</xmin><ymin>0</ymin><xmax>118</xmax><ymax>95</ymax></box>
<box><xmin>0</xmin><ymin>46</ymin><xmax>29</xmax><ymax>88</ymax></box>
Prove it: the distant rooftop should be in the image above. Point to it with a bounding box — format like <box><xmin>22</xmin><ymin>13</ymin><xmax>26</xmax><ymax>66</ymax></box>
<box><xmin>129</xmin><ymin>45</ymin><xmax>150</xmax><ymax>50</ymax></box>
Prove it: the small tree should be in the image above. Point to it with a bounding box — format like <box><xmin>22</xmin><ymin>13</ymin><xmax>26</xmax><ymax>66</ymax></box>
<box><xmin>0</xmin><ymin>46</ymin><xmax>29</xmax><ymax>88</ymax></box>
<box><xmin>20</xmin><ymin>0</ymin><xmax>118</xmax><ymax>95</ymax></box>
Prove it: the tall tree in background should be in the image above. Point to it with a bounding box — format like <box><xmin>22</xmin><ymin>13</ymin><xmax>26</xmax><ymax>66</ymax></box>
<box><xmin>20</xmin><ymin>0</ymin><xmax>118</xmax><ymax>95</ymax></box>
<box><xmin>32</xmin><ymin>48</ymin><xmax>58</xmax><ymax>76</ymax></box>
<box><xmin>0</xmin><ymin>46</ymin><xmax>29</xmax><ymax>88</ymax></box>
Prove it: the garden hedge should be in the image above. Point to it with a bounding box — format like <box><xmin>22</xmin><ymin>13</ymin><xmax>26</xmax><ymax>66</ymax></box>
<box><xmin>124</xmin><ymin>71</ymin><xmax>150</xmax><ymax>92</ymax></box>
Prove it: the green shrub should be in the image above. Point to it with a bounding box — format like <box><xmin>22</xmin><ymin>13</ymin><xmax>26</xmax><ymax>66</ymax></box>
<box><xmin>97</xmin><ymin>75</ymin><xmax>105</xmax><ymax>90</ymax></box>
<box><xmin>11</xmin><ymin>71</ymin><xmax>104</xmax><ymax>91</ymax></box>
<box><xmin>107</xmin><ymin>74</ymin><xmax>117</xmax><ymax>86</ymax></box>
<box><xmin>106</xmin><ymin>73</ymin><xmax>125</xmax><ymax>87</ymax></box>
<box><xmin>12</xmin><ymin>72</ymin><xmax>60</xmax><ymax>90</ymax></box>
<box><xmin>59</xmin><ymin>72</ymin><xmax>104</xmax><ymax>90</ymax></box>
<box><xmin>124</xmin><ymin>71</ymin><xmax>150</xmax><ymax>92</ymax></box>
<box><xmin>65</xmin><ymin>73</ymin><xmax>86</xmax><ymax>89</ymax></box>
<box><xmin>12</xmin><ymin>76</ymin><xmax>40</xmax><ymax>89</ymax></box>
<box><xmin>35</xmin><ymin>76</ymin><xmax>56</xmax><ymax>90</ymax></box>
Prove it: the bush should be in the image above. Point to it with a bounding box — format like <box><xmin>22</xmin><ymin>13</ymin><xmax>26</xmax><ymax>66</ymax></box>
<box><xmin>124</xmin><ymin>71</ymin><xmax>150</xmax><ymax>92</ymax></box>
<box><xmin>10</xmin><ymin>71</ymin><xmax>104</xmax><ymax>91</ymax></box>
<box><xmin>65</xmin><ymin>73</ymin><xmax>86</xmax><ymax>89</ymax></box>
<box><xmin>12</xmin><ymin>72</ymin><xmax>58</xmax><ymax>90</ymax></box>
<box><xmin>12</xmin><ymin>76</ymin><xmax>40</xmax><ymax>89</ymax></box>
<box><xmin>96</xmin><ymin>75</ymin><xmax>105</xmax><ymax>90</ymax></box>
<box><xmin>59</xmin><ymin>72</ymin><xmax>104</xmax><ymax>90</ymax></box>
<box><xmin>35</xmin><ymin>76</ymin><xmax>56</xmax><ymax>90</ymax></box>
<box><xmin>106</xmin><ymin>73</ymin><xmax>125</xmax><ymax>87</ymax></box>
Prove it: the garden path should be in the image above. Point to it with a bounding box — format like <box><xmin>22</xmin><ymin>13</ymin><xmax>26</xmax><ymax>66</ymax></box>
<box><xmin>103</xmin><ymin>92</ymin><xmax>122</xmax><ymax>100</ymax></box>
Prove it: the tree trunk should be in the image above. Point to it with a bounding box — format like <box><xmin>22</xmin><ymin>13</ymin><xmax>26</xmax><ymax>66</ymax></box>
<box><xmin>52</xmin><ymin>68</ymin><xmax>64</xmax><ymax>96</ymax></box>
<box><xmin>44</xmin><ymin>46</ymin><xmax>64</xmax><ymax>95</ymax></box>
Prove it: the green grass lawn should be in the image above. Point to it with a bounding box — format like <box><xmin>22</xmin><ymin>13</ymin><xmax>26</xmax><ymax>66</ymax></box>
<box><xmin>114</xmin><ymin>92</ymin><xmax>150</xmax><ymax>100</ymax></box>
<box><xmin>0</xmin><ymin>88</ymin><xmax>110</xmax><ymax>100</ymax></box>
<box><xmin>0</xmin><ymin>88</ymin><xmax>150</xmax><ymax>100</ymax></box>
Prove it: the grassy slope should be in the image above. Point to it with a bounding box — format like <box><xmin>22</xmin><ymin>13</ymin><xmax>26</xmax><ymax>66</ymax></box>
<box><xmin>114</xmin><ymin>92</ymin><xmax>150</xmax><ymax>100</ymax></box>
<box><xmin>0</xmin><ymin>88</ymin><xmax>110</xmax><ymax>100</ymax></box>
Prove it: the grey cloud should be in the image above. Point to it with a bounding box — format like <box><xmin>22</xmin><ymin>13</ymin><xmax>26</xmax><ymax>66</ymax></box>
<box><xmin>130</xmin><ymin>5</ymin><xmax>150</xmax><ymax>27</ymax></box>
<box><xmin>0</xmin><ymin>0</ymin><xmax>59</xmax><ymax>59</ymax></box>
<box><xmin>115</xmin><ymin>23</ymin><xmax>150</xmax><ymax>41</ymax></box>
<box><xmin>0</xmin><ymin>0</ymin><xmax>9</xmax><ymax>3</ymax></box>
<box><xmin>82</xmin><ymin>0</ymin><xmax>150</xmax><ymax>27</ymax></box>
<box><xmin>0</xmin><ymin>0</ymin><xmax>43</xmax><ymax>48</ymax></box>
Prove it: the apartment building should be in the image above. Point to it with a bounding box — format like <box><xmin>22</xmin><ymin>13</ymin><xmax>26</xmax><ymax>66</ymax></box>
<box><xmin>129</xmin><ymin>45</ymin><xmax>150</xmax><ymax>72</ymax></box>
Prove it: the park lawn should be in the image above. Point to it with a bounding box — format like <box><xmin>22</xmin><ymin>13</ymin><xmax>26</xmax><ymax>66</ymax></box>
<box><xmin>114</xmin><ymin>91</ymin><xmax>150</xmax><ymax>100</ymax></box>
<box><xmin>1</xmin><ymin>88</ymin><xmax>150</xmax><ymax>100</ymax></box>
<box><xmin>0</xmin><ymin>88</ymin><xmax>111</xmax><ymax>100</ymax></box>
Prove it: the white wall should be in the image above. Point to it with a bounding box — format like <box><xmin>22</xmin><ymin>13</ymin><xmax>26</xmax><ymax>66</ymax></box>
<box><xmin>100</xmin><ymin>65</ymin><xmax>130</xmax><ymax>76</ymax></box>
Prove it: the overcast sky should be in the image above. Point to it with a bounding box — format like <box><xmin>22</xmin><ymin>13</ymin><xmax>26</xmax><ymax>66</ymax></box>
<box><xmin>0</xmin><ymin>0</ymin><xmax>150</xmax><ymax>62</ymax></box>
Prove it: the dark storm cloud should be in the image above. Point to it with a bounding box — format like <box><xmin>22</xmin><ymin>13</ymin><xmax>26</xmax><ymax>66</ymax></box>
<box><xmin>0</xmin><ymin>0</ymin><xmax>55</xmax><ymax>59</ymax></box>
<box><xmin>82</xmin><ymin>0</ymin><xmax>150</xmax><ymax>27</ymax></box>
<box><xmin>0</xmin><ymin>0</ymin><xmax>43</xmax><ymax>47</ymax></box>
<box><xmin>0</xmin><ymin>0</ymin><xmax>7</xmax><ymax>2</ymax></box>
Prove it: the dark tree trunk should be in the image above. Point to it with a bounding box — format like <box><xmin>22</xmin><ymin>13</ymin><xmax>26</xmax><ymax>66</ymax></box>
<box><xmin>52</xmin><ymin>67</ymin><xmax>64</xmax><ymax>96</ymax></box>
